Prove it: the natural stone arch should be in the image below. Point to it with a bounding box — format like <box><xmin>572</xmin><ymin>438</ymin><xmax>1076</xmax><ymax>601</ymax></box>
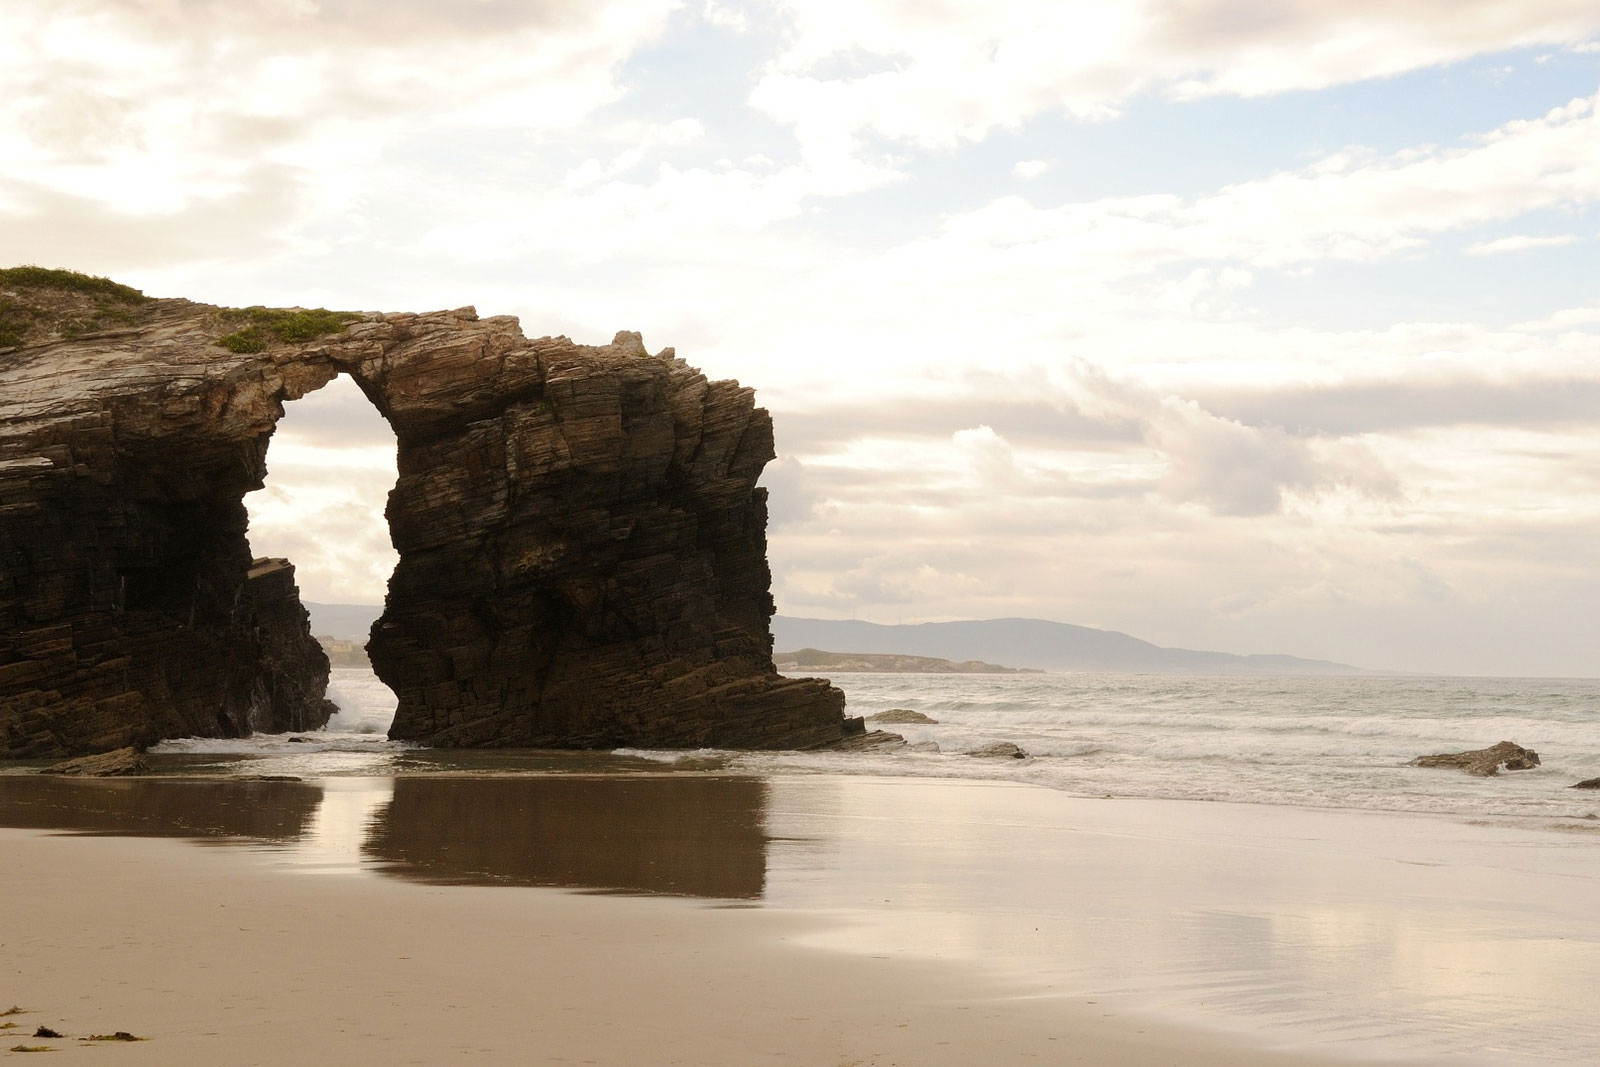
<box><xmin>0</xmin><ymin>280</ymin><xmax>849</xmax><ymax>757</ymax></box>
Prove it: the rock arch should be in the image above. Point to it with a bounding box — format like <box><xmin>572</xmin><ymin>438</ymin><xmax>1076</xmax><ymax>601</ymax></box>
<box><xmin>0</xmin><ymin>285</ymin><xmax>849</xmax><ymax>757</ymax></box>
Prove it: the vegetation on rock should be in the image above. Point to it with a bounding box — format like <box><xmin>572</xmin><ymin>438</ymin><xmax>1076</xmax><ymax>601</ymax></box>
<box><xmin>0</xmin><ymin>266</ymin><xmax>145</xmax><ymax>303</ymax></box>
<box><xmin>0</xmin><ymin>298</ymin><xmax>32</xmax><ymax>347</ymax></box>
<box><xmin>0</xmin><ymin>266</ymin><xmax>148</xmax><ymax>348</ymax></box>
<box><xmin>216</xmin><ymin>306</ymin><xmax>361</xmax><ymax>353</ymax></box>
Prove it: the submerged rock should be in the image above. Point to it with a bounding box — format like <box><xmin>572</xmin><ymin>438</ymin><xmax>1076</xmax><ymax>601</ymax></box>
<box><xmin>821</xmin><ymin>729</ymin><xmax>907</xmax><ymax>752</ymax></box>
<box><xmin>1409</xmin><ymin>740</ymin><xmax>1540</xmax><ymax>777</ymax></box>
<box><xmin>41</xmin><ymin>747</ymin><xmax>146</xmax><ymax>777</ymax></box>
<box><xmin>1572</xmin><ymin>778</ymin><xmax>1600</xmax><ymax>790</ymax></box>
<box><xmin>866</xmin><ymin>709</ymin><xmax>939</xmax><ymax>725</ymax></box>
<box><xmin>0</xmin><ymin>272</ymin><xmax>849</xmax><ymax>757</ymax></box>
<box><xmin>966</xmin><ymin>741</ymin><xmax>1028</xmax><ymax>759</ymax></box>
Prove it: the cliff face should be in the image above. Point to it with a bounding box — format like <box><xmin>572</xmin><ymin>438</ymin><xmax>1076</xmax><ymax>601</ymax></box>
<box><xmin>0</xmin><ymin>273</ymin><xmax>849</xmax><ymax>757</ymax></box>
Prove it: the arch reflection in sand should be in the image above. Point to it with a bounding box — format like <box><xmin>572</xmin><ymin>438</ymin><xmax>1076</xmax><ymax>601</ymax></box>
<box><xmin>363</xmin><ymin>776</ymin><xmax>768</xmax><ymax>898</ymax></box>
<box><xmin>0</xmin><ymin>773</ymin><xmax>770</xmax><ymax>900</ymax></box>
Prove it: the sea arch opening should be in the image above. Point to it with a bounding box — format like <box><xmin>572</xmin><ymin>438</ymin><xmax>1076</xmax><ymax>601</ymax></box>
<box><xmin>246</xmin><ymin>372</ymin><xmax>400</xmax><ymax>736</ymax></box>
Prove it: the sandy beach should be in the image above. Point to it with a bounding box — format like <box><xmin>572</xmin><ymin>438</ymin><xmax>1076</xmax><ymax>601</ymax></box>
<box><xmin>3</xmin><ymin>773</ymin><xmax>1596</xmax><ymax>1065</ymax></box>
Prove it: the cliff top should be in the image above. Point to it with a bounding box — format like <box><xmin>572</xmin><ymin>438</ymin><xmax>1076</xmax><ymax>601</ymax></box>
<box><xmin>0</xmin><ymin>265</ymin><xmax>366</xmax><ymax>357</ymax></box>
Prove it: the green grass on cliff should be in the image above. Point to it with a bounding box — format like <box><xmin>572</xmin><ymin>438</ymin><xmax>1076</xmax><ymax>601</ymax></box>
<box><xmin>0</xmin><ymin>266</ymin><xmax>147</xmax><ymax>347</ymax></box>
<box><xmin>0</xmin><ymin>298</ymin><xmax>32</xmax><ymax>347</ymax></box>
<box><xmin>216</xmin><ymin>306</ymin><xmax>361</xmax><ymax>353</ymax></box>
<box><xmin>0</xmin><ymin>265</ymin><xmax>146</xmax><ymax>303</ymax></box>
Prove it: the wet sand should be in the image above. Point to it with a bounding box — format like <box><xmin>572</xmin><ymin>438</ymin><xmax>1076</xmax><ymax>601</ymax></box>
<box><xmin>2</xmin><ymin>772</ymin><xmax>1596</xmax><ymax>1063</ymax></box>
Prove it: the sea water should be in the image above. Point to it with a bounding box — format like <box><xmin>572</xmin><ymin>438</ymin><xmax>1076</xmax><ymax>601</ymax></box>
<box><xmin>722</xmin><ymin>672</ymin><xmax>1600</xmax><ymax>824</ymax></box>
<box><xmin>149</xmin><ymin>668</ymin><xmax>1600</xmax><ymax>826</ymax></box>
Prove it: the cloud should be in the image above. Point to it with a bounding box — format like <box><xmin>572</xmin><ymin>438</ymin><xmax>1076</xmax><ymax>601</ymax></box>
<box><xmin>1465</xmin><ymin>233</ymin><xmax>1581</xmax><ymax>254</ymax></box>
<box><xmin>0</xmin><ymin>0</ymin><xmax>679</xmax><ymax>271</ymax></box>
<box><xmin>1199</xmin><ymin>375</ymin><xmax>1600</xmax><ymax>436</ymax></box>
<box><xmin>753</xmin><ymin>1</ymin><xmax>1600</xmax><ymax>151</ymax></box>
<box><xmin>915</xmin><ymin>91</ymin><xmax>1600</xmax><ymax>277</ymax></box>
<box><xmin>772</xmin><ymin>395</ymin><xmax>1140</xmax><ymax>454</ymax></box>
<box><xmin>246</xmin><ymin>374</ymin><xmax>398</xmax><ymax>602</ymax></box>
<box><xmin>1148</xmin><ymin>399</ymin><xmax>1398</xmax><ymax>516</ymax></box>
<box><xmin>1012</xmin><ymin>160</ymin><xmax>1050</xmax><ymax>180</ymax></box>
<box><xmin>758</xmin><ymin>456</ymin><xmax>819</xmax><ymax>526</ymax></box>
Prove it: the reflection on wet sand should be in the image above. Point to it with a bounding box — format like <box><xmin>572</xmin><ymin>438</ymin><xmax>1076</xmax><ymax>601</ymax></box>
<box><xmin>365</xmin><ymin>775</ymin><xmax>769</xmax><ymax>898</ymax></box>
<box><xmin>0</xmin><ymin>772</ymin><xmax>771</xmax><ymax>899</ymax></box>
<box><xmin>0</xmin><ymin>774</ymin><xmax>322</xmax><ymax>843</ymax></box>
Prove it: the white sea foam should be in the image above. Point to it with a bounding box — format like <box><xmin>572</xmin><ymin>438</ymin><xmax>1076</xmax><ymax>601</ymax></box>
<box><xmin>151</xmin><ymin>667</ymin><xmax>405</xmax><ymax>758</ymax></box>
<box><xmin>324</xmin><ymin>667</ymin><xmax>400</xmax><ymax>735</ymax></box>
<box><xmin>611</xmin><ymin>747</ymin><xmax>730</xmax><ymax>765</ymax></box>
<box><xmin>624</xmin><ymin>672</ymin><xmax>1600</xmax><ymax>822</ymax></box>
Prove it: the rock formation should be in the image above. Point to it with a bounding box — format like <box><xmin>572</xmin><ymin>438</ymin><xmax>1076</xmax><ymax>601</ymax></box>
<box><xmin>0</xmin><ymin>269</ymin><xmax>850</xmax><ymax>757</ymax></box>
<box><xmin>966</xmin><ymin>741</ymin><xmax>1028</xmax><ymax>759</ymax></box>
<box><xmin>1408</xmin><ymin>740</ymin><xmax>1540</xmax><ymax>777</ymax></box>
<box><xmin>40</xmin><ymin>746</ymin><xmax>146</xmax><ymax>777</ymax></box>
<box><xmin>866</xmin><ymin>709</ymin><xmax>939</xmax><ymax>724</ymax></box>
<box><xmin>1572</xmin><ymin>777</ymin><xmax>1600</xmax><ymax>790</ymax></box>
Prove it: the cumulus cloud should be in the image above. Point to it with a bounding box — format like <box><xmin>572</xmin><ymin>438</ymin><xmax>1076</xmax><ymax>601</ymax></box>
<box><xmin>0</xmin><ymin>0</ymin><xmax>679</xmax><ymax>271</ymax></box>
<box><xmin>1147</xmin><ymin>399</ymin><xmax>1398</xmax><ymax>516</ymax></box>
<box><xmin>246</xmin><ymin>375</ymin><xmax>398</xmax><ymax>603</ymax></box>
<box><xmin>758</xmin><ymin>456</ymin><xmax>820</xmax><ymax>526</ymax></box>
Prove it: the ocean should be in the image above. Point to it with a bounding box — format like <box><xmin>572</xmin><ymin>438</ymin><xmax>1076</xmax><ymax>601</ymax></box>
<box><xmin>148</xmin><ymin>667</ymin><xmax>1600</xmax><ymax>827</ymax></box>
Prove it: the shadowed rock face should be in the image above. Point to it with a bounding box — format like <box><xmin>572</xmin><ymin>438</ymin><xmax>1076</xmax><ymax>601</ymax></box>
<box><xmin>0</xmin><ymin>281</ymin><xmax>848</xmax><ymax>756</ymax></box>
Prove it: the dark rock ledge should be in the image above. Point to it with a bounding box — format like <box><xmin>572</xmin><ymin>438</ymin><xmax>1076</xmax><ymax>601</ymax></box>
<box><xmin>0</xmin><ymin>271</ymin><xmax>849</xmax><ymax>757</ymax></box>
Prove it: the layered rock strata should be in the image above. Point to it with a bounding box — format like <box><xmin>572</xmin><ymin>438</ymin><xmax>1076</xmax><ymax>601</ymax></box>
<box><xmin>0</xmin><ymin>275</ymin><xmax>849</xmax><ymax>756</ymax></box>
<box><xmin>1409</xmin><ymin>740</ymin><xmax>1540</xmax><ymax>777</ymax></box>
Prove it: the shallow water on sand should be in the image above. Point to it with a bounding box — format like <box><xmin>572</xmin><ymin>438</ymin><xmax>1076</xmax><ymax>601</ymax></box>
<box><xmin>0</xmin><ymin>771</ymin><xmax>1596</xmax><ymax>1064</ymax></box>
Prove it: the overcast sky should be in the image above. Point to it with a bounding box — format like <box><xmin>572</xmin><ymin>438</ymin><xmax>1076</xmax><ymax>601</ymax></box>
<box><xmin>4</xmin><ymin>2</ymin><xmax>1599</xmax><ymax>675</ymax></box>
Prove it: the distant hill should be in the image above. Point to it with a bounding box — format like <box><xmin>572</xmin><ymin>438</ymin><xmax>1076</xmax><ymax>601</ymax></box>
<box><xmin>774</xmin><ymin>648</ymin><xmax>1039</xmax><ymax>674</ymax></box>
<box><xmin>771</xmin><ymin>616</ymin><xmax>1370</xmax><ymax>675</ymax></box>
<box><xmin>305</xmin><ymin>601</ymin><xmax>384</xmax><ymax>641</ymax></box>
<box><xmin>306</xmin><ymin>602</ymin><xmax>1370</xmax><ymax>675</ymax></box>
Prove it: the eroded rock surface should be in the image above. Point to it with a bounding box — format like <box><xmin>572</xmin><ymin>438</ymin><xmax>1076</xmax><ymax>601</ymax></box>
<box><xmin>1</xmin><ymin>275</ymin><xmax>848</xmax><ymax>756</ymax></box>
<box><xmin>967</xmin><ymin>741</ymin><xmax>1028</xmax><ymax>759</ymax></box>
<box><xmin>1409</xmin><ymin>740</ymin><xmax>1541</xmax><ymax>777</ymax></box>
<box><xmin>867</xmin><ymin>708</ymin><xmax>938</xmax><ymax>724</ymax></box>
<box><xmin>41</xmin><ymin>746</ymin><xmax>146</xmax><ymax>776</ymax></box>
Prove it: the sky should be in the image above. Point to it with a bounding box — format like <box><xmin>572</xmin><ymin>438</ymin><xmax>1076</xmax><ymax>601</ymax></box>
<box><xmin>2</xmin><ymin>2</ymin><xmax>1599</xmax><ymax>676</ymax></box>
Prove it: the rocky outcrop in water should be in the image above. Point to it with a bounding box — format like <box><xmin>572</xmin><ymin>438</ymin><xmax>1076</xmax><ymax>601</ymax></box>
<box><xmin>1572</xmin><ymin>778</ymin><xmax>1600</xmax><ymax>790</ymax></box>
<box><xmin>866</xmin><ymin>709</ymin><xmax>939</xmax><ymax>724</ymax></box>
<box><xmin>245</xmin><ymin>559</ymin><xmax>339</xmax><ymax>733</ymax></box>
<box><xmin>1409</xmin><ymin>740</ymin><xmax>1540</xmax><ymax>777</ymax></box>
<box><xmin>0</xmin><ymin>269</ymin><xmax>849</xmax><ymax>757</ymax></box>
<box><xmin>967</xmin><ymin>741</ymin><xmax>1028</xmax><ymax>759</ymax></box>
<box><xmin>40</xmin><ymin>746</ymin><xmax>146</xmax><ymax>776</ymax></box>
